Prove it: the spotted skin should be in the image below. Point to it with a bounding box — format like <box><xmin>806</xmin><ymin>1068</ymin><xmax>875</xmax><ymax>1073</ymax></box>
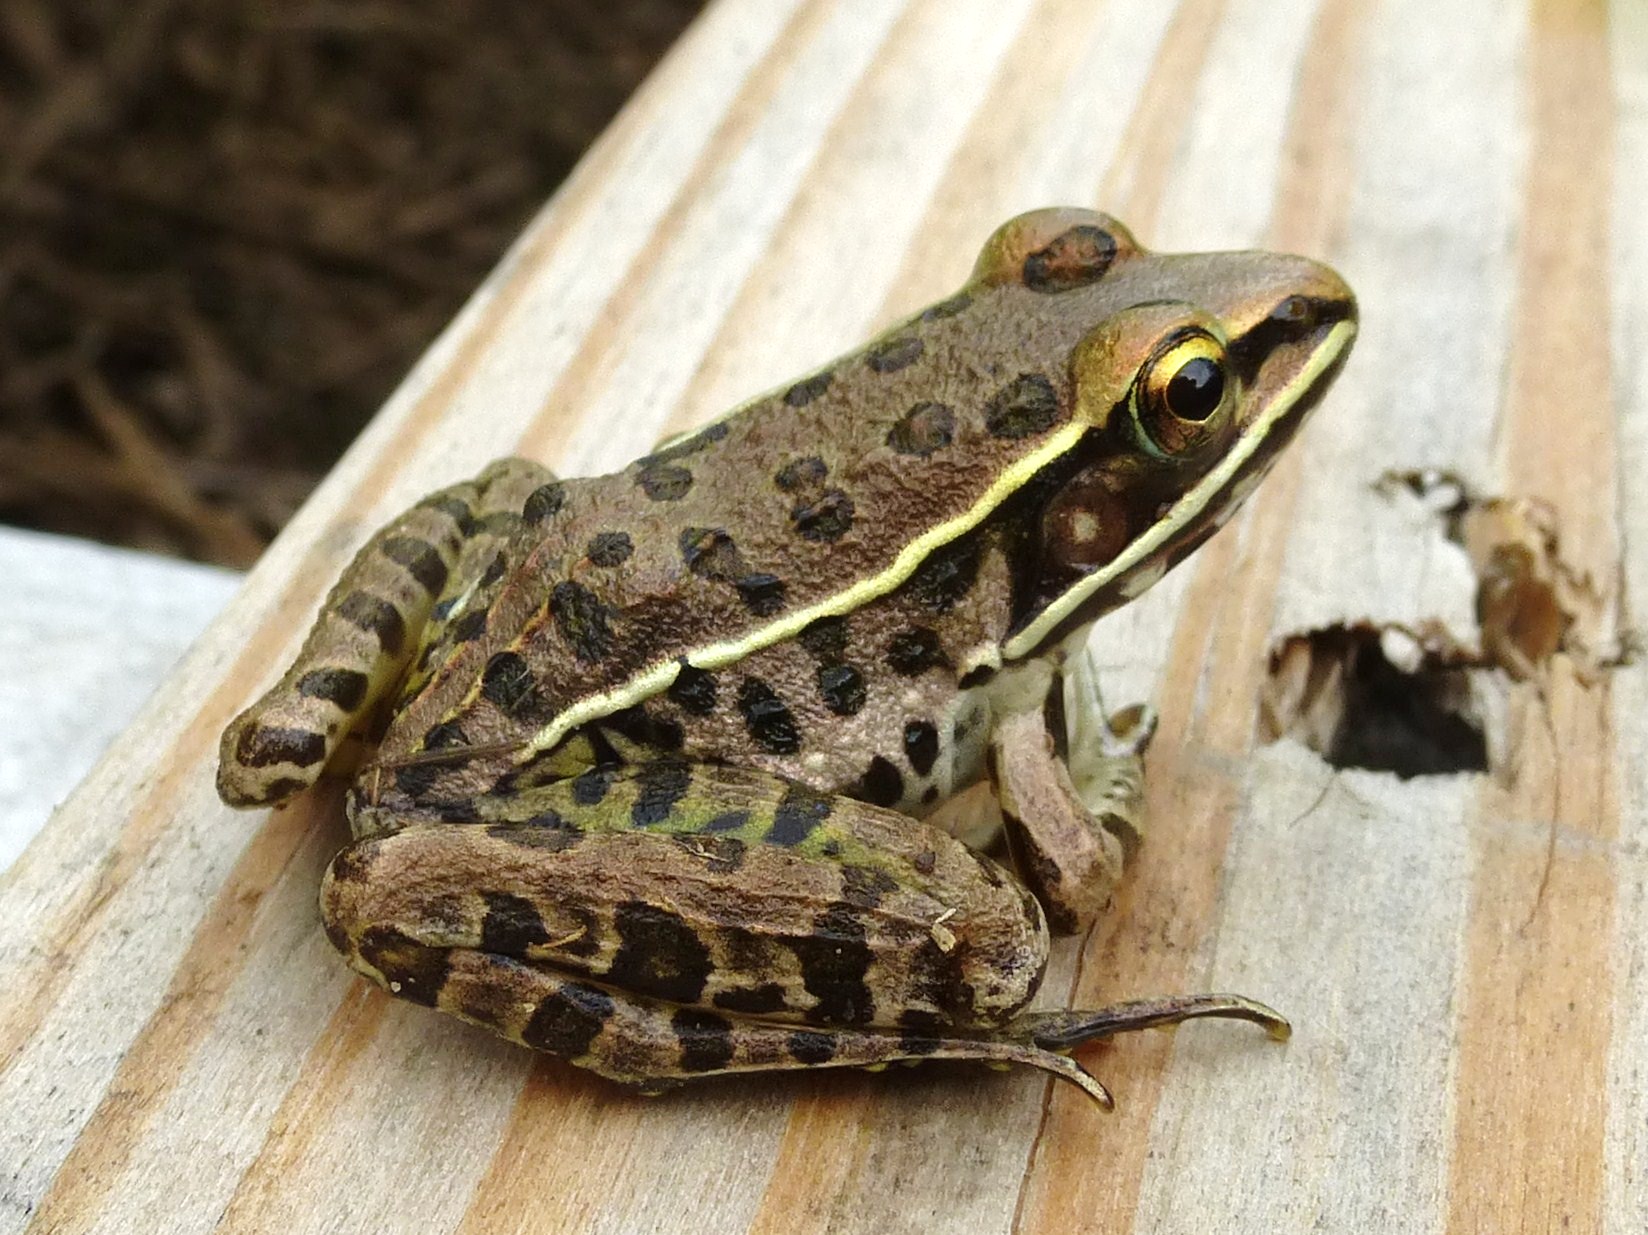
<box><xmin>220</xmin><ymin>208</ymin><xmax>1355</xmax><ymax>1103</ymax></box>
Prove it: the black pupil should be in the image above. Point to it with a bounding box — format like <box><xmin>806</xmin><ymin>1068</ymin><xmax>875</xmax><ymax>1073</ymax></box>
<box><xmin>1164</xmin><ymin>356</ymin><xmax>1224</xmax><ymax>421</ymax></box>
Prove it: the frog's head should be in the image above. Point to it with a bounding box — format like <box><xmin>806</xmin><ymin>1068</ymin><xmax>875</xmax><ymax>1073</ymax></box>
<box><xmin>972</xmin><ymin>209</ymin><xmax>1357</xmax><ymax>659</ymax></box>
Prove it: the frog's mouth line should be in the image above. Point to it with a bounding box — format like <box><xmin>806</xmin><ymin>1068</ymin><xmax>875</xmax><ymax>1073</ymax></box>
<box><xmin>1001</xmin><ymin>315</ymin><xmax>1357</xmax><ymax>661</ymax></box>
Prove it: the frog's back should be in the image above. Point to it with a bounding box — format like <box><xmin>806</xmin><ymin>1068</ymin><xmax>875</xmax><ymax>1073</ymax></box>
<box><xmin>380</xmin><ymin>216</ymin><xmax>1135</xmax><ymax>781</ymax></box>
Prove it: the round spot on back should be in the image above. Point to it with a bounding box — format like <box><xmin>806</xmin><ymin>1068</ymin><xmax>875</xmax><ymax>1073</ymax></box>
<box><xmin>797</xmin><ymin>615</ymin><xmax>849</xmax><ymax>662</ymax></box>
<box><xmin>735</xmin><ymin>573</ymin><xmax>786</xmax><ymax>616</ymax></box>
<box><xmin>737</xmin><ymin>678</ymin><xmax>801</xmax><ymax>754</ymax></box>
<box><xmin>885</xmin><ymin>627</ymin><xmax>948</xmax><ymax>676</ymax></box>
<box><xmin>550</xmin><ymin>581</ymin><xmax>614</xmax><ymax>662</ymax></box>
<box><xmin>907</xmin><ymin>535</ymin><xmax>982</xmax><ymax>613</ymax></box>
<box><xmin>887</xmin><ymin>401</ymin><xmax>956</xmax><ymax>457</ymax></box>
<box><xmin>480</xmin><ymin>651</ymin><xmax>536</xmax><ymax>710</ymax></box>
<box><xmin>817</xmin><ymin>663</ymin><xmax>867</xmax><ymax>716</ymax></box>
<box><xmin>422</xmin><ymin>720</ymin><xmax>468</xmax><ymax>751</ymax></box>
<box><xmin>1022</xmin><ymin>225</ymin><xmax>1118</xmax><ymax>293</ymax></box>
<box><xmin>984</xmin><ymin>373</ymin><xmax>1060</xmax><ymax>439</ymax></box>
<box><xmin>638</xmin><ymin>463</ymin><xmax>693</xmax><ymax>501</ymax></box>
<box><xmin>522</xmin><ymin>482</ymin><xmax>567</xmax><ymax>524</ymax></box>
<box><xmin>450</xmin><ymin>608</ymin><xmax>488</xmax><ymax>643</ymax></box>
<box><xmin>866</xmin><ymin>335</ymin><xmax>924</xmax><ymax>374</ymax></box>
<box><xmin>585</xmin><ymin>531</ymin><xmax>633</xmax><ymax>567</ymax></box>
<box><xmin>667</xmin><ymin>664</ymin><xmax>718</xmax><ymax>715</ymax></box>
<box><xmin>791</xmin><ymin>489</ymin><xmax>855</xmax><ymax>542</ymax></box>
<box><xmin>610</xmin><ymin>901</ymin><xmax>713</xmax><ymax>1004</ymax></box>
<box><xmin>775</xmin><ymin>456</ymin><xmax>827</xmax><ymax>492</ymax></box>
<box><xmin>858</xmin><ymin>755</ymin><xmax>904</xmax><ymax>807</ymax></box>
<box><xmin>903</xmin><ymin>719</ymin><xmax>939</xmax><ymax>776</ymax></box>
<box><xmin>784</xmin><ymin>372</ymin><xmax>833</xmax><ymax>407</ymax></box>
<box><xmin>680</xmin><ymin>526</ymin><xmax>741</xmax><ymax>579</ymax></box>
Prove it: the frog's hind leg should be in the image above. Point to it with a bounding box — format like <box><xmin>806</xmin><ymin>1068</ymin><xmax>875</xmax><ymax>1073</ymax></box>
<box><xmin>217</xmin><ymin>457</ymin><xmax>555</xmax><ymax>808</ymax></box>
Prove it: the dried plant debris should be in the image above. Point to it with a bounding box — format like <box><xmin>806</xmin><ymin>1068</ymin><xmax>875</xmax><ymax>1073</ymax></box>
<box><xmin>1262</xmin><ymin>470</ymin><xmax>1630</xmax><ymax>778</ymax></box>
<box><xmin>0</xmin><ymin>0</ymin><xmax>703</xmax><ymax>565</ymax></box>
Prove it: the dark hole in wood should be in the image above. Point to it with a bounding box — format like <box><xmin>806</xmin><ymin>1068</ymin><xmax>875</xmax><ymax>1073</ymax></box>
<box><xmin>1261</xmin><ymin>624</ymin><xmax>1488</xmax><ymax>779</ymax></box>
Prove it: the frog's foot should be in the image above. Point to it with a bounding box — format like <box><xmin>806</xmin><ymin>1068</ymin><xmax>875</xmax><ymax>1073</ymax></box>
<box><xmin>216</xmin><ymin>456</ymin><xmax>555</xmax><ymax>808</ymax></box>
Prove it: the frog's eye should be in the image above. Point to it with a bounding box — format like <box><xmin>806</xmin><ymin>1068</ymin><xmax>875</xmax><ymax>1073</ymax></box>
<box><xmin>1131</xmin><ymin>328</ymin><xmax>1233</xmax><ymax>457</ymax></box>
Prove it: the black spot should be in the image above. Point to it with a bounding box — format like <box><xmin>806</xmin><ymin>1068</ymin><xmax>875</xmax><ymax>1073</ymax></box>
<box><xmin>817</xmin><ymin>663</ymin><xmax>867</xmax><ymax>716</ymax></box>
<box><xmin>522</xmin><ymin>482</ymin><xmax>567</xmax><ymax>524</ymax></box>
<box><xmin>357</xmin><ymin>926</ymin><xmax>450</xmax><ymax>1008</ymax></box>
<box><xmin>585</xmin><ymin>531</ymin><xmax>633</xmax><ymax>567</ymax></box>
<box><xmin>235</xmin><ymin>724</ymin><xmax>326</xmax><ymax>769</ymax></box>
<box><xmin>775</xmin><ymin>456</ymin><xmax>827</xmax><ymax>492</ymax></box>
<box><xmin>262</xmin><ymin>776</ymin><xmax>308</xmax><ymax>801</ymax></box>
<box><xmin>857</xmin><ymin>755</ymin><xmax>904</xmax><ymax>807</ymax></box>
<box><xmin>1022</xmin><ymin>225</ymin><xmax>1118</xmax><ymax>293</ymax></box>
<box><xmin>480</xmin><ymin>891</ymin><xmax>552</xmax><ymax>955</ymax></box>
<box><xmin>480</xmin><ymin>651</ymin><xmax>536</xmax><ymax>710</ymax></box>
<box><xmin>450</xmin><ymin>608</ymin><xmax>488</xmax><ymax>643</ymax></box>
<box><xmin>984</xmin><ymin>373</ymin><xmax>1060</xmax><ymax>439</ymax></box>
<box><xmin>571</xmin><ymin>767</ymin><xmax>614</xmax><ymax>806</ymax></box>
<box><xmin>785</xmin><ymin>904</ymin><xmax>875</xmax><ymax>1025</ymax></box>
<box><xmin>392</xmin><ymin>762</ymin><xmax>442</xmax><ymax>799</ymax></box>
<box><xmin>295</xmin><ymin>667</ymin><xmax>369</xmax><ymax>712</ymax></box>
<box><xmin>911</xmin><ymin>848</ymin><xmax>937</xmax><ymax>875</ymax></box>
<box><xmin>783</xmin><ymin>372</ymin><xmax>833</xmax><ymax>407</ymax></box>
<box><xmin>714</xmin><ymin>983</ymin><xmax>787</xmax><ymax>1015</ymax></box>
<box><xmin>605</xmin><ymin>705</ymin><xmax>684</xmax><ymax>752</ymax></box>
<box><xmin>336</xmin><ymin>591</ymin><xmax>406</xmax><ymax>655</ymax></box>
<box><xmin>667</xmin><ymin>664</ymin><xmax>718</xmax><ymax>715</ymax></box>
<box><xmin>791</xmin><ymin>489</ymin><xmax>855</xmax><ymax>542</ymax></box>
<box><xmin>735</xmin><ymin>573</ymin><xmax>787</xmax><ymax>617</ymax></box>
<box><xmin>788</xmin><ymin>1031</ymin><xmax>837</xmax><ymax>1065</ymax></box>
<box><xmin>866</xmin><ymin>335</ymin><xmax>924</xmax><ymax>373</ymax></box>
<box><xmin>885</xmin><ymin>626</ymin><xmax>948</xmax><ymax>676</ymax></box>
<box><xmin>898</xmin><ymin>1032</ymin><xmax>942</xmax><ymax>1058</ymax></box>
<box><xmin>907</xmin><ymin>534</ymin><xmax>981</xmax><ymax>613</ymax></box>
<box><xmin>631</xmin><ymin>761</ymin><xmax>692</xmax><ymax>827</ymax></box>
<box><xmin>521</xmin><ymin>982</ymin><xmax>614</xmax><ymax>1058</ymax></box>
<box><xmin>796</xmin><ymin>615</ymin><xmax>848</xmax><ymax>661</ymax></box>
<box><xmin>821</xmin><ymin>839</ymin><xmax>842</xmax><ymax>858</ymax></box>
<box><xmin>920</xmin><ymin>786</ymin><xmax>939</xmax><ymax>806</ymax></box>
<box><xmin>903</xmin><ymin>719</ymin><xmax>939</xmax><ymax>776</ymax></box>
<box><xmin>608</xmin><ymin>901</ymin><xmax>714</xmax><ymax>1004</ymax></box>
<box><xmin>957</xmin><ymin>664</ymin><xmax>997</xmax><ymax>689</ymax></box>
<box><xmin>672</xmin><ymin>1008</ymin><xmax>736</xmax><ymax>1073</ymax></box>
<box><xmin>638</xmin><ymin>463</ymin><xmax>693</xmax><ymax>501</ymax></box>
<box><xmin>422</xmin><ymin>720</ymin><xmax>468</xmax><ymax>751</ymax></box>
<box><xmin>702</xmin><ymin>809</ymin><xmax>752</xmax><ymax>834</ymax></box>
<box><xmin>887</xmin><ymin>401</ymin><xmax>956</xmax><ymax>457</ymax></box>
<box><xmin>919</xmin><ymin>291</ymin><xmax>972</xmax><ymax>322</ymax></box>
<box><xmin>841</xmin><ymin>864</ymin><xmax>898</xmax><ymax>910</ymax></box>
<box><xmin>477</xmin><ymin>551</ymin><xmax>509</xmax><ymax>589</ymax></box>
<box><xmin>737</xmin><ymin>678</ymin><xmax>800</xmax><ymax>754</ymax></box>
<box><xmin>551</xmin><ymin>581</ymin><xmax>614</xmax><ymax>662</ymax></box>
<box><xmin>769</xmin><ymin>784</ymin><xmax>833</xmax><ymax>847</ymax></box>
<box><xmin>676</xmin><ymin>833</ymin><xmax>746</xmax><ymax>873</ymax></box>
<box><xmin>381</xmin><ymin>536</ymin><xmax>449</xmax><ymax>595</ymax></box>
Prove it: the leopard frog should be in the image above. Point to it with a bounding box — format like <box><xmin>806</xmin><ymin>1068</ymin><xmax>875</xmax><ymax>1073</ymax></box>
<box><xmin>218</xmin><ymin>209</ymin><xmax>1356</xmax><ymax>1107</ymax></box>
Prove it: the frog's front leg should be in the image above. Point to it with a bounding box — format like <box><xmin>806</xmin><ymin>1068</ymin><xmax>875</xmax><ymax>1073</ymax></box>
<box><xmin>989</xmin><ymin>645</ymin><xmax>1156</xmax><ymax>934</ymax></box>
<box><xmin>323</xmin><ymin>762</ymin><xmax>1285</xmax><ymax>1107</ymax></box>
<box><xmin>217</xmin><ymin>456</ymin><xmax>556</xmax><ymax>808</ymax></box>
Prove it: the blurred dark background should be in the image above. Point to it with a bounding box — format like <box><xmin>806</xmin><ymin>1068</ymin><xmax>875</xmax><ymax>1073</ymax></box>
<box><xmin>0</xmin><ymin>0</ymin><xmax>703</xmax><ymax>566</ymax></box>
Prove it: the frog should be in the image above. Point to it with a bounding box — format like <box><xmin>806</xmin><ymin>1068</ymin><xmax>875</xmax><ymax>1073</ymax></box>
<box><xmin>217</xmin><ymin>208</ymin><xmax>1356</xmax><ymax>1108</ymax></box>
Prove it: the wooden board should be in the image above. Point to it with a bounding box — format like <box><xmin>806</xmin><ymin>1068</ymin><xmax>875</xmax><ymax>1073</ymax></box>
<box><xmin>3</xmin><ymin>1</ymin><xmax>1643</xmax><ymax>1230</ymax></box>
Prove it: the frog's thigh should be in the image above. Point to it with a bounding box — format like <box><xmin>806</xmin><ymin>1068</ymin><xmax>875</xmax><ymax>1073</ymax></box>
<box><xmin>988</xmin><ymin>661</ymin><xmax>1150</xmax><ymax>935</ymax></box>
<box><xmin>319</xmin><ymin>801</ymin><xmax>1111</xmax><ymax>1101</ymax></box>
<box><xmin>216</xmin><ymin>456</ymin><xmax>556</xmax><ymax>809</ymax></box>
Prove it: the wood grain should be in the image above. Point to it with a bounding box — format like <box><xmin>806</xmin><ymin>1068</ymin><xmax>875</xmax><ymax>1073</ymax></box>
<box><xmin>3</xmin><ymin>1</ymin><xmax>1644</xmax><ymax>1232</ymax></box>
